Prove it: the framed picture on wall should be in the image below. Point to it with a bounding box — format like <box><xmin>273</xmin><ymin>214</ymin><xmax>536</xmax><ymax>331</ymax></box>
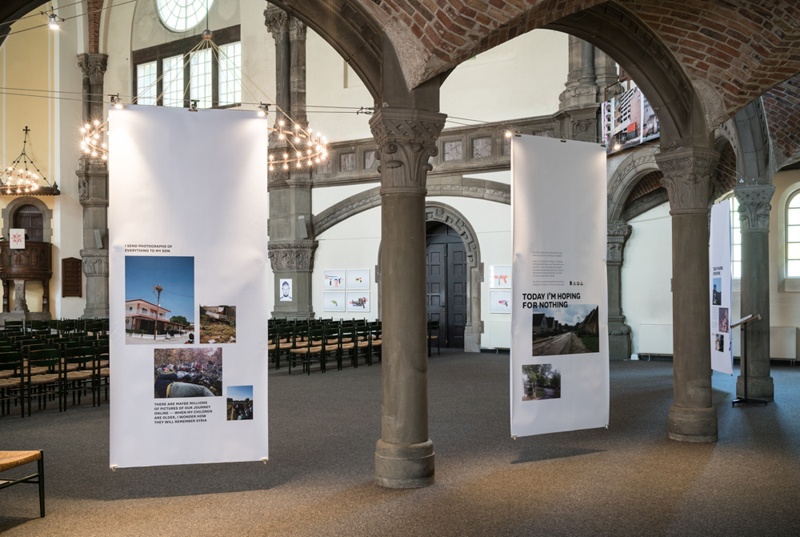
<box><xmin>323</xmin><ymin>270</ymin><xmax>346</xmax><ymax>289</ymax></box>
<box><xmin>490</xmin><ymin>265</ymin><xmax>512</xmax><ymax>288</ymax></box>
<box><xmin>323</xmin><ymin>291</ymin><xmax>346</xmax><ymax>312</ymax></box>
<box><xmin>346</xmin><ymin>291</ymin><xmax>370</xmax><ymax>312</ymax></box>
<box><xmin>489</xmin><ymin>290</ymin><xmax>512</xmax><ymax>314</ymax></box>
<box><xmin>346</xmin><ymin>269</ymin><xmax>370</xmax><ymax>290</ymax></box>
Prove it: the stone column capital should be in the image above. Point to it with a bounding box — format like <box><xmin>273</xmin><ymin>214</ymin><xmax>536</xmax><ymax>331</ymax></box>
<box><xmin>81</xmin><ymin>249</ymin><xmax>109</xmax><ymax>276</ymax></box>
<box><xmin>655</xmin><ymin>146</ymin><xmax>719</xmax><ymax>213</ymax></box>
<box><xmin>607</xmin><ymin>222</ymin><xmax>632</xmax><ymax>264</ymax></box>
<box><xmin>369</xmin><ymin>107</ymin><xmax>446</xmax><ymax>195</ymax></box>
<box><xmin>734</xmin><ymin>183</ymin><xmax>775</xmax><ymax>233</ymax></box>
<box><xmin>264</xmin><ymin>4</ymin><xmax>288</xmax><ymax>37</ymax></box>
<box><xmin>77</xmin><ymin>53</ymin><xmax>108</xmax><ymax>84</ymax></box>
<box><xmin>268</xmin><ymin>240</ymin><xmax>318</xmax><ymax>272</ymax></box>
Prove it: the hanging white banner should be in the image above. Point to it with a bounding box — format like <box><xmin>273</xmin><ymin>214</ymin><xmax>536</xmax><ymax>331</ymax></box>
<box><xmin>109</xmin><ymin>105</ymin><xmax>269</xmax><ymax>468</ymax></box>
<box><xmin>710</xmin><ymin>199</ymin><xmax>733</xmax><ymax>375</ymax></box>
<box><xmin>510</xmin><ymin>135</ymin><xmax>608</xmax><ymax>438</ymax></box>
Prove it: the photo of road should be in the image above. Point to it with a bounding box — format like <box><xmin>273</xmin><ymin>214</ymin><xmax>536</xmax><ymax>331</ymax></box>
<box><xmin>531</xmin><ymin>304</ymin><xmax>600</xmax><ymax>356</ymax></box>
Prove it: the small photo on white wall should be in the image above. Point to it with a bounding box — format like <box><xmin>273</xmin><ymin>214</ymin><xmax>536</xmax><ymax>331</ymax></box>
<box><xmin>346</xmin><ymin>269</ymin><xmax>370</xmax><ymax>290</ymax></box>
<box><xmin>490</xmin><ymin>265</ymin><xmax>512</xmax><ymax>289</ymax></box>
<box><xmin>324</xmin><ymin>270</ymin><xmax>346</xmax><ymax>289</ymax></box>
<box><xmin>346</xmin><ymin>292</ymin><xmax>370</xmax><ymax>312</ymax></box>
<box><xmin>489</xmin><ymin>290</ymin><xmax>512</xmax><ymax>313</ymax></box>
<box><xmin>323</xmin><ymin>292</ymin><xmax>346</xmax><ymax>312</ymax></box>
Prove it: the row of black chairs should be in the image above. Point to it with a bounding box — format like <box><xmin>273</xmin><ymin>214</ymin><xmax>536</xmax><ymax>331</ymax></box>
<box><xmin>269</xmin><ymin>319</ymin><xmax>382</xmax><ymax>375</ymax></box>
<box><xmin>0</xmin><ymin>332</ymin><xmax>109</xmax><ymax>417</ymax></box>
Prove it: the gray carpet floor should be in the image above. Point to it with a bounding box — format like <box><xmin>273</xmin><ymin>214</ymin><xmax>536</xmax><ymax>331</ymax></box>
<box><xmin>2</xmin><ymin>351</ymin><xmax>800</xmax><ymax>536</ymax></box>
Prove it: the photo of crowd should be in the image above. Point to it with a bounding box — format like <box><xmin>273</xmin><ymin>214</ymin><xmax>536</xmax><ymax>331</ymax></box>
<box><xmin>227</xmin><ymin>385</ymin><xmax>254</xmax><ymax>421</ymax></box>
<box><xmin>153</xmin><ymin>347</ymin><xmax>223</xmax><ymax>398</ymax></box>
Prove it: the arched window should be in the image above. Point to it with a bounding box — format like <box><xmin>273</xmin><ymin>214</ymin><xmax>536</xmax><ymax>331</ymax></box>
<box><xmin>787</xmin><ymin>192</ymin><xmax>800</xmax><ymax>277</ymax></box>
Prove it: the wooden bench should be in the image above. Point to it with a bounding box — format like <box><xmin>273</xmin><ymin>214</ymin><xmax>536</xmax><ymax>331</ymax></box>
<box><xmin>0</xmin><ymin>450</ymin><xmax>45</xmax><ymax>517</ymax></box>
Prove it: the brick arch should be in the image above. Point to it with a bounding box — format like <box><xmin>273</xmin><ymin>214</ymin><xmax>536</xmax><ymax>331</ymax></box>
<box><xmin>607</xmin><ymin>148</ymin><xmax>663</xmax><ymax>223</ymax></box>
<box><xmin>265</xmin><ymin>0</ymin><xmax>384</xmax><ymax>99</ymax></box>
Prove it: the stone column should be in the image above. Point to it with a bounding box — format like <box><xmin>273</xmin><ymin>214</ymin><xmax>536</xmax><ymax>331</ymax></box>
<box><xmin>607</xmin><ymin>222</ymin><xmax>632</xmax><ymax>360</ymax></box>
<box><xmin>77</xmin><ymin>53</ymin><xmax>109</xmax><ymax>318</ymax></box>
<box><xmin>655</xmin><ymin>146</ymin><xmax>719</xmax><ymax>442</ymax></box>
<box><xmin>734</xmin><ymin>184</ymin><xmax>775</xmax><ymax>400</ymax></box>
<box><xmin>370</xmin><ymin>106</ymin><xmax>445</xmax><ymax>488</ymax></box>
<box><xmin>13</xmin><ymin>281</ymin><xmax>28</xmax><ymax>312</ymax></box>
<box><xmin>265</xmin><ymin>7</ymin><xmax>315</xmax><ymax>320</ymax></box>
<box><xmin>557</xmin><ymin>37</ymin><xmax>600</xmax><ymax>142</ymax></box>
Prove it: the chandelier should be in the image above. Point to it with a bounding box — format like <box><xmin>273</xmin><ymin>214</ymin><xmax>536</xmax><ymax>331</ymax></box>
<box><xmin>80</xmin><ymin>102</ymin><xmax>330</xmax><ymax>173</ymax></box>
<box><xmin>258</xmin><ymin>104</ymin><xmax>329</xmax><ymax>172</ymax></box>
<box><xmin>1</xmin><ymin>126</ymin><xmax>60</xmax><ymax>195</ymax></box>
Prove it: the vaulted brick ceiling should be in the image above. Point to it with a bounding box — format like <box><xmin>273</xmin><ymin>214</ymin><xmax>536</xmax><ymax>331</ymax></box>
<box><xmin>4</xmin><ymin>0</ymin><xmax>800</xmax><ymax>162</ymax></box>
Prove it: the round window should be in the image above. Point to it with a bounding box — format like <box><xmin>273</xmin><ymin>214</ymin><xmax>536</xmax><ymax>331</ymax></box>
<box><xmin>156</xmin><ymin>0</ymin><xmax>214</xmax><ymax>32</ymax></box>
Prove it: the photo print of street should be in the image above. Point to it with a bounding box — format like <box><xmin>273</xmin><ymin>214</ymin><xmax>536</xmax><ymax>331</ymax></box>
<box><xmin>125</xmin><ymin>256</ymin><xmax>195</xmax><ymax>344</ymax></box>
<box><xmin>531</xmin><ymin>304</ymin><xmax>599</xmax><ymax>356</ymax></box>
<box><xmin>522</xmin><ymin>364</ymin><xmax>561</xmax><ymax>401</ymax></box>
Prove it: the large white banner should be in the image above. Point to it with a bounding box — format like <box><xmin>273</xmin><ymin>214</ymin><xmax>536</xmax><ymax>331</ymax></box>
<box><xmin>510</xmin><ymin>135</ymin><xmax>608</xmax><ymax>438</ymax></box>
<box><xmin>710</xmin><ymin>199</ymin><xmax>733</xmax><ymax>375</ymax></box>
<box><xmin>109</xmin><ymin>106</ymin><xmax>269</xmax><ymax>468</ymax></box>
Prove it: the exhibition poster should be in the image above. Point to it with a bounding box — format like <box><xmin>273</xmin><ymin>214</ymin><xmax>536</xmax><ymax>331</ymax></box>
<box><xmin>109</xmin><ymin>105</ymin><xmax>269</xmax><ymax>468</ymax></box>
<box><xmin>510</xmin><ymin>134</ymin><xmax>609</xmax><ymax>437</ymax></box>
<box><xmin>710</xmin><ymin>199</ymin><xmax>733</xmax><ymax>375</ymax></box>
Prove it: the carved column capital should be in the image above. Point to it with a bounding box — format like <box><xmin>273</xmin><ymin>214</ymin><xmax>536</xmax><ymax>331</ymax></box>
<box><xmin>77</xmin><ymin>53</ymin><xmax>108</xmax><ymax>85</ymax></box>
<box><xmin>288</xmin><ymin>17</ymin><xmax>306</xmax><ymax>40</ymax></box>
<box><xmin>607</xmin><ymin>222</ymin><xmax>632</xmax><ymax>264</ymax></box>
<box><xmin>81</xmin><ymin>249</ymin><xmax>109</xmax><ymax>276</ymax></box>
<box><xmin>655</xmin><ymin>146</ymin><xmax>719</xmax><ymax>213</ymax></box>
<box><xmin>268</xmin><ymin>240</ymin><xmax>318</xmax><ymax>272</ymax></box>
<box><xmin>734</xmin><ymin>184</ymin><xmax>775</xmax><ymax>233</ymax></box>
<box><xmin>264</xmin><ymin>4</ymin><xmax>288</xmax><ymax>37</ymax></box>
<box><xmin>369</xmin><ymin>107</ymin><xmax>446</xmax><ymax>194</ymax></box>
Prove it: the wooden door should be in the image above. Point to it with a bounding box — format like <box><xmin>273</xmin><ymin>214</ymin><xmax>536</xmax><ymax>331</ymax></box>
<box><xmin>425</xmin><ymin>222</ymin><xmax>467</xmax><ymax>349</ymax></box>
<box><xmin>426</xmin><ymin>242</ymin><xmax>447</xmax><ymax>345</ymax></box>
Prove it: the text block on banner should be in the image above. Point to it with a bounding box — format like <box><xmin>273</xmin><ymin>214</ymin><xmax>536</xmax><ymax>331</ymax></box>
<box><xmin>710</xmin><ymin>199</ymin><xmax>733</xmax><ymax>375</ymax></box>
<box><xmin>510</xmin><ymin>135</ymin><xmax>608</xmax><ymax>438</ymax></box>
<box><xmin>109</xmin><ymin>105</ymin><xmax>269</xmax><ymax>468</ymax></box>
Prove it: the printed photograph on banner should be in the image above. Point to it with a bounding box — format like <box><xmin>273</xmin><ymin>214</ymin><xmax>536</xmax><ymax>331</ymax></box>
<box><xmin>279</xmin><ymin>278</ymin><xmax>293</xmax><ymax>302</ymax></box>
<box><xmin>715</xmin><ymin>334</ymin><xmax>725</xmax><ymax>352</ymax></box>
<box><xmin>199</xmin><ymin>305</ymin><xmax>236</xmax><ymax>344</ymax></box>
<box><xmin>489</xmin><ymin>290</ymin><xmax>512</xmax><ymax>313</ymax></box>
<box><xmin>490</xmin><ymin>265</ymin><xmax>512</xmax><ymax>289</ymax></box>
<box><xmin>718</xmin><ymin>307</ymin><xmax>729</xmax><ymax>333</ymax></box>
<box><xmin>323</xmin><ymin>291</ymin><xmax>346</xmax><ymax>312</ymax></box>
<box><xmin>153</xmin><ymin>347</ymin><xmax>222</xmax><ymax>398</ymax></box>
<box><xmin>227</xmin><ymin>385</ymin><xmax>253</xmax><ymax>421</ymax></box>
<box><xmin>712</xmin><ymin>277</ymin><xmax>722</xmax><ymax>305</ymax></box>
<box><xmin>521</xmin><ymin>364</ymin><xmax>561</xmax><ymax>401</ymax></box>
<box><xmin>346</xmin><ymin>292</ymin><xmax>369</xmax><ymax>312</ymax></box>
<box><xmin>531</xmin><ymin>304</ymin><xmax>600</xmax><ymax>356</ymax></box>
<box><xmin>125</xmin><ymin>256</ymin><xmax>194</xmax><ymax>345</ymax></box>
<box><xmin>346</xmin><ymin>269</ymin><xmax>370</xmax><ymax>290</ymax></box>
<box><xmin>324</xmin><ymin>270</ymin><xmax>345</xmax><ymax>289</ymax></box>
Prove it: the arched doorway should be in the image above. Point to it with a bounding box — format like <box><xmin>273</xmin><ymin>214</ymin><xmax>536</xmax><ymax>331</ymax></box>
<box><xmin>13</xmin><ymin>204</ymin><xmax>44</xmax><ymax>242</ymax></box>
<box><xmin>425</xmin><ymin>221</ymin><xmax>468</xmax><ymax>349</ymax></box>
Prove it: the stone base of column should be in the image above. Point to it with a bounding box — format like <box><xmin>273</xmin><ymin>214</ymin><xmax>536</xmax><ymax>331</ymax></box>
<box><xmin>375</xmin><ymin>439</ymin><xmax>434</xmax><ymax>489</ymax></box>
<box><xmin>736</xmin><ymin>375</ymin><xmax>774</xmax><ymax>402</ymax></box>
<box><xmin>608</xmin><ymin>333</ymin><xmax>631</xmax><ymax>361</ymax></box>
<box><xmin>668</xmin><ymin>405</ymin><xmax>717</xmax><ymax>442</ymax></box>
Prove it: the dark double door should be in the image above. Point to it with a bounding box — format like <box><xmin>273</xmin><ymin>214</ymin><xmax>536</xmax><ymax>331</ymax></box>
<box><xmin>425</xmin><ymin>222</ymin><xmax>467</xmax><ymax>349</ymax></box>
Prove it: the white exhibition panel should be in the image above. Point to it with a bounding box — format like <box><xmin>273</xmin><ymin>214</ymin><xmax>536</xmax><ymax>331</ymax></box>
<box><xmin>510</xmin><ymin>135</ymin><xmax>609</xmax><ymax>438</ymax></box>
<box><xmin>710</xmin><ymin>199</ymin><xmax>733</xmax><ymax>375</ymax></box>
<box><xmin>109</xmin><ymin>105</ymin><xmax>269</xmax><ymax>468</ymax></box>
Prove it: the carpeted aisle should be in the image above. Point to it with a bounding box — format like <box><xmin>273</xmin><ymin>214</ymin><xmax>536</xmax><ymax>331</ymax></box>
<box><xmin>2</xmin><ymin>352</ymin><xmax>800</xmax><ymax>536</ymax></box>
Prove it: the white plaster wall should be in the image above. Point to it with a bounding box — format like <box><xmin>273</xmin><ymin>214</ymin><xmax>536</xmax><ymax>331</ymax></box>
<box><xmin>621</xmin><ymin>202</ymin><xmax>674</xmax><ymax>355</ymax></box>
<box><xmin>441</xmin><ymin>30</ymin><xmax>568</xmax><ymax>125</ymax></box>
<box><xmin>313</xmin><ymin>205</ymin><xmax>382</xmax><ymax>320</ymax></box>
<box><xmin>53</xmin><ymin>4</ymin><xmax>87</xmax><ymax>318</ymax></box>
<box><xmin>311</xmin><ymin>183</ymin><xmax>377</xmax><ymax>214</ymax></box>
